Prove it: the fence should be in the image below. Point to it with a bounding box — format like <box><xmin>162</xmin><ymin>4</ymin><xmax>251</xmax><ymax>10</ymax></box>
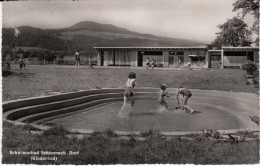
<box><xmin>10</xmin><ymin>59</ymin><xmax>97</xmax><ymax>66</ymax></box>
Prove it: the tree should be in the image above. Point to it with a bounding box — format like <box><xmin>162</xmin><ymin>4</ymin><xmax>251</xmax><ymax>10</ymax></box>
<box><xmin>23</xmin><ymin>51</ymin><xmax>30</xmax><ymax>58</ymax></box>
<box><xmin>17</xmin><ymin>47</ymin><xmax>24</xmax><ymax>54</ymax></box>
<box><xmin>212</xmin><ymin>17</ymin><xmax>252</xmax><ymax>46</ymax></box>
<box><xmin>2</xmin><ymin>47</ymin><xmax>13</xmax><ymax>61</ymax></box>
<box><xmin>233</xmin><ymin>0</ymin><xmax>259</xmax><ymax>45</ymax></box>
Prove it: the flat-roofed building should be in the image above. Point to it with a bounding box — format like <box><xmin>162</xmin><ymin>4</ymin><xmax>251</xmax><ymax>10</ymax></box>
<box><xmin>94</xmin><ymin>46</ymin><xmax>259</xmax><ymax>69</ymax></box>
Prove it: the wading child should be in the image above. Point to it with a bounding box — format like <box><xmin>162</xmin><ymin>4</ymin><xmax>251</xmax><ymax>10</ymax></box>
<box><xmin>117</xmin><ymin>72</ymin><xmax>136</xmax><ymax>118</ymax></box>
<box><xmin>158</xmin><ymin>84</ymin><xmax>170</xmax><ymax>108</ymax></box>
<box><xmin>176</xmin><ymin>86</ymin><xmax>195</xmax><ymax>114</ymax></box>
<box><xmin>158</xmin><ymin>84</ymin><xmax>170</xmax><ymax>113</ymax></box>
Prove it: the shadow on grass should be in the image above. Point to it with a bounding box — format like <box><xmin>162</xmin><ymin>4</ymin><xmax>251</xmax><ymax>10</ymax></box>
<box><xmin>2</xmin><ymin>69</ymin><xmax>35</xmax><ymax>78</ymax></box>
<box><xmin>192</xmin><ymin>110</ymin><xmax>202</xmax><ymax>114</ymax></box>
<box><xmin>130</xmin><ymin>112</ymin><xmax>157</xmax><ymax>116</ymax></box>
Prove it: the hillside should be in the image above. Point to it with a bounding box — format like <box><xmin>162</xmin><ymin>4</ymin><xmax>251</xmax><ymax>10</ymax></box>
<box><xmin>2</xmin><ymin>21</ymin><xmax>206</xmax><ymax>53</ymax></box>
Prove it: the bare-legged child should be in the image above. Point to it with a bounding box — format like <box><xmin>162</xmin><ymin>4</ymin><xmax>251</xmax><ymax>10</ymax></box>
<box><xmin>176</xmin><ymin>86</ymin><xmax>195</xmax><ymax>114</ymax></box>
<box><xmin>117</xmin><ymin>72</ymin><xmax>136</xmax><ymax>118</ymax></box>
<box><xmin>158</xmin><ymin>84</ymin><xmax>170</xmax><ymax>112</ymax></box>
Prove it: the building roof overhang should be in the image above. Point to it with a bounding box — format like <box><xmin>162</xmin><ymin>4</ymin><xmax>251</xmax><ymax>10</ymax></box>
<box><xmin>94</xmin><ymin>46</ymin><xmax>259</xmax><ymax>51</ymax></box>
<box><xmin>94</xmin><ymin>47</ymin><xmax>207</xmax><ymax>50</ymax></box>
<box><xmin>222</xmin><ymin>47</ymin><xmax>259</xmax><ymax>51</ymax></box>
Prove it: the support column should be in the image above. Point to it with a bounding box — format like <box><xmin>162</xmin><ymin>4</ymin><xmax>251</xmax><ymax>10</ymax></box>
<box><xmin>221</xmin><ymin>49</ymin><xmax>224</xmax><ymax>69</ymax></box>
<box><xmin>104</xmin><ymin>51</ymin><xmax>109</xmax><ymax>66</ymax></box>
<box><xmin>163</xmin><ymin>51</ymin><xmax>169</xmax><ymax>67</ymax></box>
<box><xmin>97</xmin><ymin>51</ymin><xmax>100</xmax><ymax>66</ymax></box>
<box><xmin>254</xmin><ymin>50</ymin><xmax>259</xmax><ymax>63</ymax></box>
<box><xmin>130</xmin><ymin>51</ymin><xmax>137</xmax><ymax>67</ymax></box>
<box><xmin>206</xmin><ymin>51</ymin><xmax>210</xmax><ymax>68</ymax></box>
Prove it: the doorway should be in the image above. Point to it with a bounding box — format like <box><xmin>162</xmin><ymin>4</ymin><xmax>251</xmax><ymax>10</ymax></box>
<box><xmin>100</xmin><ymin>51</ymin><xmax>104</xmax><ymax>66</ymax></box>
<box><xmin>169</xmin><ymin>55</ymin><xmax>174</xmax><ymax>67</ymax></box>
<box><xmin>178</xmin><ymin>56</ymin><xmax>184</xmax><ymax>66</ymax></box>
<box><xmin>138</xmin><ymin>51</ymin><xmax>143</xmax><ymax>66</ymax></box>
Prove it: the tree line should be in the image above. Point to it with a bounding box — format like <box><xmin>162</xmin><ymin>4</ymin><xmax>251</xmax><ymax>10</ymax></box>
<box><xmin>212</xmin><ymin>0</ymin><xmax>259</xmax><ymax>47</ymax></box>
<box><xmin>1</xmin><ymin>46</ymin><xmax>100</xmax><ymax>62</ymax></box>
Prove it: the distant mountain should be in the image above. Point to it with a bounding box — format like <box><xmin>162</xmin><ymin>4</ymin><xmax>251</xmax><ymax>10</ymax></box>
<box><xmin>2</xmin><ymin>21</ymin><xmax>206</xmax><ymax>53</ymax></box>
<box><xmin>67</xmin><ymin>21</ymin><xmax>133</xmax><ymax>34</ymax></box>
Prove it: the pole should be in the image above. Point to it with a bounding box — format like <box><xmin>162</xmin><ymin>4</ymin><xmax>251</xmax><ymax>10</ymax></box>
<box><xmin>13</xmin><ymin>28</ymin><xmax>16</xmax><ymax>49</ymax></box>
<box><xmin>12</xmin><ymin>28</ymin><xmax>16</xmax><ymax>62</ymax></box>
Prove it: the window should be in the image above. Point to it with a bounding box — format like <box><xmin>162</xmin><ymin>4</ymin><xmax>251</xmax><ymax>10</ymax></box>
<box><xmin>177</xmin><ymin>52</ymin><xmax>184</xmax><ymax>55</ymax></box>
<box><xmin>224</xmin><ymin>51</ymin><xmax>254</xmax><ymax>61</ymax></box>
<box><xmin>169</xmin><ymin>51</ymin><xmax>175</xmax><ymax>55</ymax></box>
<box><xmin>142</xmin><ymin>51</ymin><xmax>163</xmax><ymax>55</ymax></box>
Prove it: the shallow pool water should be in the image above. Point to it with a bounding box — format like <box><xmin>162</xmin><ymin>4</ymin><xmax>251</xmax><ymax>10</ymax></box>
<box><xmin>44</xmin><ymin>97</ymin><xmax>247</xmax><ymax>132</ymax></box>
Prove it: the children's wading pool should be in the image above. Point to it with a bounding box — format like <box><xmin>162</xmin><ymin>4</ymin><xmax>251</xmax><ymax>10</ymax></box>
<box><xmin>3</xmin><ymin>88</ymin><xmax>258</xmax><ymax>133</ymax></box>
<box><xmin>40</xmin><ymin>89</ymin><xmax>258</xmax><ymax>132</ymax></box>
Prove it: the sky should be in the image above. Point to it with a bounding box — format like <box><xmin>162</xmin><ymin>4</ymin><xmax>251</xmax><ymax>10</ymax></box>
<box><xmin>1</xmin><ymin>0</ymin><xmax>256</xmax><ymax>43</ymax></box>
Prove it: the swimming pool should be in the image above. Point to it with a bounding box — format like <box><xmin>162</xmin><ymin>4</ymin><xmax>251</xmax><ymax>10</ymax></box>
<box><xmin>3</xmin><ymin>88</ymin><xmax>258</xmax><ymax>134</ymax></box>
<box><xmin>40</xmin><ymin>88</ymin><xmax>258</xmax><ymax>133</ymax></box>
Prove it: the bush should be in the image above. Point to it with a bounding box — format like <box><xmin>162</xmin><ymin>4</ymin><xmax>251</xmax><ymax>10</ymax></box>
<box><xmin>2</xmin><ymin>69</ymin><xmax>12</xmax><ymax>77</ymax></box>
<box><xmin>43</xmin><ymin>125</ymin><xmax>69</xmax><ymax>137</ymax></box>
<box><xmin>241</xmin><ymin>60</ymin><xmax>258</xmax><ymax>72</ymax></box>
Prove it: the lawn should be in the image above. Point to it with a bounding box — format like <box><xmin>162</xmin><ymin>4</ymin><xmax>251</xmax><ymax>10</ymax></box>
<box><xmin>2</xmin><ymin>65</ymin><xmax>258</xmax><ymax>101</ymax></box>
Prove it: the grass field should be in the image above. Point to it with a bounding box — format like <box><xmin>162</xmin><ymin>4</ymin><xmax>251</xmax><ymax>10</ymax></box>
<box><xmin>2</xmin><ymin>121</ymin><xmax>259</xmax><ymax>165</ymax></box>
<box><xmin>2</xmin><ymin>65</ymin><xmax>259</xmax><ymax>164</ymax></box>
<box><xmin>2</xmin><ymin>65</ymin><xmax>258</xmax><ymax>101</ymax></box>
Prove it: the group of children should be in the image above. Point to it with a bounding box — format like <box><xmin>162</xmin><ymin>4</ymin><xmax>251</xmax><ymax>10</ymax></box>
<box><xmin>146</xmin><ymin>57</ymin><xmax>156</xmax><ymax>69</ymax></box>
<box><xmin>13</xmin><ymin>57</ymin><xmax>29</xmax><ymax>69</ymax></box>
<box><xmin>117</xmin><ymin>72</ymin><xmax>195</xmax><ymax>118</ymax></box>
<box><xmin>158</xmin><ymin>84</ymin><xmax>195</xmax><ymax>114</ymax></box>
<box><xmin>75</xmin><ymin>49</ymin><xmax>94</xmax><ymax>69</ymax></box>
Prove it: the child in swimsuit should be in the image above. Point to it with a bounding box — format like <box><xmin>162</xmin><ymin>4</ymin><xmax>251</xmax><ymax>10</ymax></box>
<box><xmin>117</xmin><ymin>72</ymin><xmax>136</xmax><ymax>118</ymax></box>
<box><xmin>176</xmin><ymin>86</ymin><xmax>195</xmax><ymax>114</ymax></box>
<box><xmin>158</xmin><ymin>84</ymin><xmax>170</xmax><ymax>109</ymax></box>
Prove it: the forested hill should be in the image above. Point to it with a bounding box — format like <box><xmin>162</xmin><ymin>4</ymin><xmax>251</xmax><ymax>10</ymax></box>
<box><xmin>2</xmin><ymin>21</ymin><xmax>205</xmax><ymax>53</ymax></box>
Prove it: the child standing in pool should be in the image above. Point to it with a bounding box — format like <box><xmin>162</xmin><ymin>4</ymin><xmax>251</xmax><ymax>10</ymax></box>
<box><xmin>117</xmin><ymin>72</ymin><xmax>136</xmax><ymax>118</ymax></box>
<box><xmin>158</xmin><ymin>84</ymin><xmax>170</xmax><ymax>110</ymax></box>
<box><xmin>176</xmin><ymin>86</ymin><xmax>195</xmax><ymax>114</ymax></box>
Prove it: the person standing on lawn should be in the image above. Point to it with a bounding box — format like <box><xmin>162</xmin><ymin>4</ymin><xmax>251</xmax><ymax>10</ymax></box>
<box><xmin>75</xmin><ymin>49</ymin><xmax>80</xmax><ymax>68</ymax></box>
<box><xmin>146</xmin><ymin>57</ymin><xmax>150</xmax><ymax>69</ymax></box>
<box><xmin>88</xmin><ymin>55</ymin><xmax>94</xmax><ymax>69</ymax></box>
<box><xmin>188</xmin><ymin>60</ymin><xmax>192</xmax><ymax>68</ymax></box>
<box><xmin>18</xmin><ymin>57</ymin><xmax>24</xmax><ymax>69</ymax></box>
<box><xmin>150</xmin><ymin>59</ymin><xmax>155</xmax><ymax>69</ymax></box>
<box><xmin>18</xmin><ymin>57</ymin><xmax>29</xmax><ymax>69</ymax></box>
<box><xmin>117</xmin><ymin>72</ymin><xmax>136</xmax><ymax>118</ymax></box>
<box><xmin>176</xmin><ymin>86</ymin><xmax>195</xmax><ymax>114</ymax></box>
<box><xmin>23</xmin><ymin>58</ymin><xmax>29</xmax><ymax>68</ymax></box>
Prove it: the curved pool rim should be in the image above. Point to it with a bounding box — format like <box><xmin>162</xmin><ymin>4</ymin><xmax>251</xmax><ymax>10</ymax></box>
<box><xmin>2</xmin><ymin>88</ymin><xmax>259</xmax><ymax>136</ymax></box>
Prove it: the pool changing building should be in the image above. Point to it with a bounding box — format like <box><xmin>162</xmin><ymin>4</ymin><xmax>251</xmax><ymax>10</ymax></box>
<box><xmin>94</xmin><ymin>46</ymin><xmax>259</xmax><ymax>69</ymax></box>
